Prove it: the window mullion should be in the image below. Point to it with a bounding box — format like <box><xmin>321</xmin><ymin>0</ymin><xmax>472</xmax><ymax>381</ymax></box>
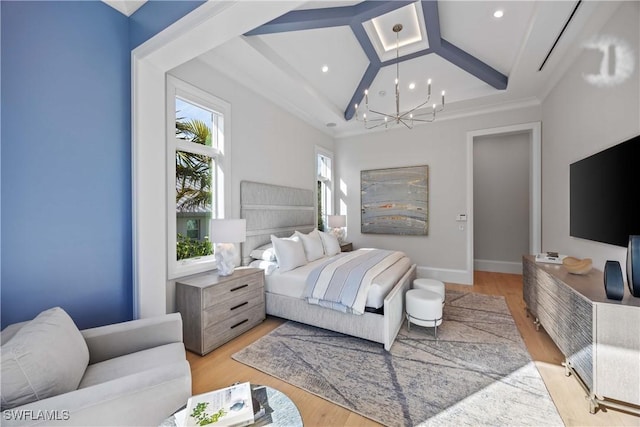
<box><xmin>175</xmin><ymin>139</ymin><xmax>220</xmax><ymax>157</ymax></box>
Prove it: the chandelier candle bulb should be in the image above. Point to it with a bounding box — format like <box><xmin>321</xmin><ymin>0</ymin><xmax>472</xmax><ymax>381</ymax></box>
<box><xmin>442</xmin><ymin>91</ymin><xmax>445</xmax><ymax>105</ymax></box>
<box><xmin>428</xmin><ymin>79</ymin><xmax>431</xmax><ymax>95</ymax></box>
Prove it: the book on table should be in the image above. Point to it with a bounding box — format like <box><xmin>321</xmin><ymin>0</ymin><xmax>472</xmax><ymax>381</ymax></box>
<box><xmin>185</xmin><ymin>382</ymin><xmax>255</xmax><ymax>427</ymax></box>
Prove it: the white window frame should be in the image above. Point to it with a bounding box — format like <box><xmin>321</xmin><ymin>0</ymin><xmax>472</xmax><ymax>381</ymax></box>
<box><xmin>166</xmin><ymin>76</ymin><xmax>231</xmax><ymax>279</ymax></box>
<box><xmin>315</xmin><ymin>146</ymin><xmax>334</xmax><ymax>230</ymax></box>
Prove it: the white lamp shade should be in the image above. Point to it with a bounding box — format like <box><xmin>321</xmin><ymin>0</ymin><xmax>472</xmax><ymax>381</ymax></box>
<box><xmin>210</xmin><ymin>219</ymin><xmax>246</xmax><ymax>243</ymax></box>
<box><xmin>328</xmin><ymin>215</ymin><xmax>346</xmax><ymax>228</ymax></box>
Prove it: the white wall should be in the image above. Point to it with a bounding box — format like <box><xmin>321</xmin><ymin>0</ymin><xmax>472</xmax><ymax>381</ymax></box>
<box><xmin>335</xmin><ymin>106</ymin><xmax>540</xmax><ymax>283</ymax></box>
<box><xmin>541</xmin><ymin>1</ymin><xmax>639</xmax><ymax>277</ymax></box>
<box><xmin>170</xmin><ymin>58</ymin><xmax>334</xmax><ymax>219</ymax></box>
<box><xmin>474</xmin><ymin>132</ymin><xmax>530</xmax><ymax>272</ymax></box>
<box><xmin>166</xmin><ymin>58</ymin><xmax>334</xmax><ymax>310</ymax></box>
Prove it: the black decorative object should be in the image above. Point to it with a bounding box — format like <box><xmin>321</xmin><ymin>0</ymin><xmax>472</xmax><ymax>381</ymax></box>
<box><xmin>604</xmin><ymin>260</ymin><xmax>624</xmax><ymax>300</ymax></box>
<box><xmin>627</xmin><ymin>235</ymin><xmax>640</xmax><ymax>297</ymax></box>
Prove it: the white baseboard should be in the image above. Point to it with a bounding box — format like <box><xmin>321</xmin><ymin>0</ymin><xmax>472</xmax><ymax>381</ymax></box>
<box><xmin>474</xmin><ymin>259</ymin><xmax>522</xmax><ymax>274</ymax></box>
<box><xmin>416</xmin><ymin>266</ymin><xmax>472</xmax><ymax>285</ymax></box>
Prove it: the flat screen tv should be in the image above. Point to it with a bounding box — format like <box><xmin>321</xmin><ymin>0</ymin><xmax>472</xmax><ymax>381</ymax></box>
<box><xmin>570</xmin><ymin>134</ymin><xmax>640</xmax><ymax>247</ymax></box>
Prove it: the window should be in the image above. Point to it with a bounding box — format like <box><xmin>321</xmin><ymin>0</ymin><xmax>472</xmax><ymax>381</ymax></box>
<box><xmin>167</xmin><ymin>76</ymin><xmax>231</xmax><ymax>279</ymax></box>
<box><xmin>316</xmin><ymin>147</ymin><xmax>334</xmax><ymax>231</ymax></box>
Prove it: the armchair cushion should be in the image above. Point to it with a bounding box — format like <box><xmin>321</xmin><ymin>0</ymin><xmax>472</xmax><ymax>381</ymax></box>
<box><xmin>1</xmin><ymin>307</ymin><xmax>89</xmax><ymax>411</ymax></box>
<box><xmin>78</xmin><ymin>342</ymin><xmax>185</xmax><ymax>389</ymax></box>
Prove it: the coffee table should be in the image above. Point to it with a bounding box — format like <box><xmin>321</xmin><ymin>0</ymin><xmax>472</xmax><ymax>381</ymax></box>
<box><xmin>161</xmin><ymin>383</ymin><xmax>303</xmax><ymax>426</ymax></box>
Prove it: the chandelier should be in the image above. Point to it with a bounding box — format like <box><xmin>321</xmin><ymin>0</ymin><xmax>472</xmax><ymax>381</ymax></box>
<box><xmin>355</xmin><ymin>24</ymin><xmax>445</xmax><ymax>130</ymax></box>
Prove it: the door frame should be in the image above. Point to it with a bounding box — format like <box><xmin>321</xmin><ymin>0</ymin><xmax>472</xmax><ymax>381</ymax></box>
<box><xmin>465</xmin><ymin>122</ymin><xmax>541</xmax><ymax>282</ymax></box>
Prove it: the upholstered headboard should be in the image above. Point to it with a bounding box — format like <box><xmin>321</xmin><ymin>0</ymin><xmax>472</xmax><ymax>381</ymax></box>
<box><xmin>240</xmin><ymin>181</ymin><xmax>316</xmax><ymax>265</ymax></box>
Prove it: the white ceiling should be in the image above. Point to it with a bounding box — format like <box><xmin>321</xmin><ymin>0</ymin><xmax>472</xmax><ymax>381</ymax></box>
<box><xmin>195</xmin><ymin>0</ymin><xmax>621</xmax><ymax>138</ymax></box>
<box><xmin>107</xmin><ymin>0</ymin><xmax>619</xmax><ymax>138</ymax></box>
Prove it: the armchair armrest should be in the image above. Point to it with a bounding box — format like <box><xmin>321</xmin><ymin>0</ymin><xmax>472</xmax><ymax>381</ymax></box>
<box><xmin>81</xmin><ymin>313</ymin><xmax>183</xmax><ymax>364</ymax></box>
<box><xmin>2</xmin><ymin>361</ymin><xmax>191</xmax><ymax>426</ymax></box>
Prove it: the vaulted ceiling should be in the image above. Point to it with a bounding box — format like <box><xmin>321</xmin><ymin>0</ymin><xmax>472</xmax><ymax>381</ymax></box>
<box><xmin>105</xmin><ymin>0</ymin><xmax>617</xmax><ymax>138</ymax></box>
<box><xmin>197</xmin><ymin>0</ymin><xmax>613</xmax><ymax>137</ymax></box>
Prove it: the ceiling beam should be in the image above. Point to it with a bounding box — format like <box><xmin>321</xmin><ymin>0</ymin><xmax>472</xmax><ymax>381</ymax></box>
<box><xmin>437</xmin><ymin>39</ymin><xmax>508</xmax><ymax>90</ymax></box>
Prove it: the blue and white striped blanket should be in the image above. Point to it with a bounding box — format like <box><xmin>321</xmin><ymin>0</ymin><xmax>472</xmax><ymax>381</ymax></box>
<box><xmin>303</xmin><ymin>249</ymin><xmax>404</xmax><ymax>315</ymax></box>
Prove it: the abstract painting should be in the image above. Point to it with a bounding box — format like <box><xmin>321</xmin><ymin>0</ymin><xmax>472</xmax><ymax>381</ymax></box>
<box><xmin>361</xmin><ymin>165</ymin><xmax>428</xmax><ymax>235</ymax></box>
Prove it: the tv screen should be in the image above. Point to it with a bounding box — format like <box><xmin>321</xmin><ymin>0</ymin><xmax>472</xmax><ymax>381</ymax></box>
<box><xmin>570</xmin><ymin>134</ymin><xmax>640</xmax><ymax>247</ymax></box>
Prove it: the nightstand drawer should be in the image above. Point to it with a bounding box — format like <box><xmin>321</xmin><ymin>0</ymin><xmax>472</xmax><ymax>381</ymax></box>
<box><xmin>202</xmin><ymin>289</ymin><xmax>264</xmax><ymax>328</ymax></box>
<box><xmin>203</xmin><ymin>303</ymin><xmax>266</xmax><ymax>352</ymax></box>
<box><xmin>202</xmin><ymin>273</ymin><xmax>263</xmax><ymax>307</ymax></box>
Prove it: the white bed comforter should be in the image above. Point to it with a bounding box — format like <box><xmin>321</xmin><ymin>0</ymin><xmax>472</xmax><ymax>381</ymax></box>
<box><xmin>303</xmin><ymin>249</ymin><xmax>404</xmax><ymax>315</ymax></box>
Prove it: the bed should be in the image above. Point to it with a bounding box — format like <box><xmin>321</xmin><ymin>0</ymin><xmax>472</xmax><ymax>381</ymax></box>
<box><xmin>240</xmin><ymin>181</ymin><xmax>417</xmax><ymax>351</ymax></box>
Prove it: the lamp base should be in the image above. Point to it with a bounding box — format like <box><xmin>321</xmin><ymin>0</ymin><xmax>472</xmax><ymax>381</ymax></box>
<box><xmin>331</xmin><ymin>228</ymin><xmax>346</xmax><ymax>244</ymax></box>
<box><xmin>215</xmin><ymin>242</ymin><xmax>237</xmax><ymax>276</ymax></box>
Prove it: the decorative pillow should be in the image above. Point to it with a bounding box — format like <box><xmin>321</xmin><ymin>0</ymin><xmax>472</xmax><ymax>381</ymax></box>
<box><xmin>319</xmin><ymin>230</ymin><xmax>341</xmax><ymax>256</ymax></box>
<box><xmin>295</xmin><ymin>230</ymin><xmax>325</xmax><ymax>262</ymax></box>
<box><xmin>248</xmin><ymin>260</ymin><xmax>279</xmax><ymax>275</ymax></box>
<box><xmin>249</xmin><ymin>243</ymin><xmax>277</xmax><ymax>262</ymax></box>
<box><xmin>270</xmin><ymin>235</ymin><xmax>307</xmax><ymax>273</ymax></box>
<box><xmin>1</xmin><ymin>307</ymin><xmax>89</xmax><ymax>410</ymax></box>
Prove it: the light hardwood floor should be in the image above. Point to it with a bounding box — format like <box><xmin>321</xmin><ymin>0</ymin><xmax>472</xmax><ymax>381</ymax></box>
<box><xmin>186</xmin><ymin>271</ymin><xmax>640</xmax><ymax>426</ymax></box>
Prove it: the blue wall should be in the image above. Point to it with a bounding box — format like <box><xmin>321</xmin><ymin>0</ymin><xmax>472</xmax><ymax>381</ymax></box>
<box><xmin>0</xmin><ymin>1</ymin><xmax>202</xmax><ymax>329</ymax></box>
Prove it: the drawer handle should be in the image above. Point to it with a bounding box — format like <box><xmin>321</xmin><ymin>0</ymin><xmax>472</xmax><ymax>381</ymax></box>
<box><xmin>230</xmin><ymin>301</ymin><xmax>248</xmax><ymax>311</ymax></box>
<box><xmin>230</xmin><ymin>319</ymin><xmax>248</xmax><ymax>329</ymax></box>
<box><xmin>230</xmin><ymin>284</ymin><xmax>249</xmax><ymax>292</ymax></box>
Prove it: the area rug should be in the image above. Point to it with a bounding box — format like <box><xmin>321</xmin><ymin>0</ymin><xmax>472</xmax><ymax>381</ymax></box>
<box><xmin>232</xmin><ymin>291</ymin><xmax>564</xmax><ymax>426</ymax></box>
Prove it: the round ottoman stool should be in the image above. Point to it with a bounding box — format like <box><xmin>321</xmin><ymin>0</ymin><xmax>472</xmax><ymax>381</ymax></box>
<box><xmin>405</xmin><ymin>289</ymin><xmax>443</xmax><ymax>338</ymax></box>
<box><xmin>413</xmin><ymin>278</ymin><xmax>445</xmax><ymax>302</ymax></box>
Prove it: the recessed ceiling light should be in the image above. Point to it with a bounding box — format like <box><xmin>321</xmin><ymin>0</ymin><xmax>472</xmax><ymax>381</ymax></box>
<box><xmin>493</xmin><ymin>9</ymin><xmax>504</xmax><ymax>18</ymax></box>
<box><xmin>409</xmin><ymin>82</ymin><xmax>416</xmax><ymax>90</ymax></box>
<box><xmin>321</xmin><ymin>65</ymin><xmax>329</xmax><ymax>73</ymax></box>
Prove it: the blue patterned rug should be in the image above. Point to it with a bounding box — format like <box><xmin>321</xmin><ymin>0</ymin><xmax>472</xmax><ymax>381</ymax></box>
<box><xmin>232</xmin><ymin>291</ymin><xmax>563</xmax><ymax>426</ymax></box>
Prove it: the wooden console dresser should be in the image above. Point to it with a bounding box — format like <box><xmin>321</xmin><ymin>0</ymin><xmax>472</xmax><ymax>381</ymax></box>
<box><xmin>176</xmin><ymin>267</ymin><xmax>265</xmax><ymax>356</ymax></box>
<box><xmin>522</xmin><ymin>255</ymin><xmax>640</xmax><ymax>414</ymax></box>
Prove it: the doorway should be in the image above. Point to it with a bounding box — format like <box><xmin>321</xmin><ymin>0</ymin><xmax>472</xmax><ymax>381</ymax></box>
<box><xmin>465</xmin><ymin>122</ymin><xmax>541</xmax><ymax>281</ymax></box>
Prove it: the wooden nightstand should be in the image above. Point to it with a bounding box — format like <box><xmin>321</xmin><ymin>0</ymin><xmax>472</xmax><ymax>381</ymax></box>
<box><xmin>176</xmin><ymin>268</ymin><xmax>265</xmax><ymax>355</ymax></box>
<box><xmin>340</xmin><ymin>242</ymin><xmax>353</xmax><ymax>252</ymax></box>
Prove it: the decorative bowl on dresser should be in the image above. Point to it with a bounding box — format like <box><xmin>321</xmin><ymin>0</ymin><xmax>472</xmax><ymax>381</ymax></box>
<box><xmin>561</xmin><ymin>256</ymin><xmax>592</xmax><ymax>275</ymax></box>
<box><xmin>176</xmin><ymin>267</ymin><xmax>265</xmax><ymax>356</ymax></box>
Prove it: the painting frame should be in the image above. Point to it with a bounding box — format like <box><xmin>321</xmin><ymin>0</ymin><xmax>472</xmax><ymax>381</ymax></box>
<box><xmin>361</xmin><ymin>165</ymin><xmax>429</xmax><ymax>235</ymax></box>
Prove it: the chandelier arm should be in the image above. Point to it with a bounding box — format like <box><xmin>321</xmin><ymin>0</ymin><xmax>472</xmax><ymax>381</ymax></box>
<box><xmin>409</xmin><ymin>117</ymin><xmax>435</xmax><ymax>123</ymax></box>
<box><xmin>398</xmin><ymin>119</ymin><xmax>413</xmax><ymax>129</ymax></box>
<box><xmin>399</xmin><ymin>96</ymin><xmax>434</xmax><ymax>118</ymax></box>
<box><xmin>365</xmin><ymin>120</ymin><xmax>391</xmax><ymax>130</ymax></box>
<box><xmin>366</xmin><ymin>108</ymin><xmax>398</xmax><ymax>119</ymax></box>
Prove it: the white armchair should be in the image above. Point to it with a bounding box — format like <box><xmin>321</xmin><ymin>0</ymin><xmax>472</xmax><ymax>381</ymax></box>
<box><xmin>1</xmin><ymin>308</ymin><xmax>191</xmax><ymax>426</ymax></box>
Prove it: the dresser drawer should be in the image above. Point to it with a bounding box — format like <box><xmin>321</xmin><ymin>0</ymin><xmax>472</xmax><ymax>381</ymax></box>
<box><xmin>203</xmin><ymin>303</ymin><xmax>266</xmax><ymax>353</ymax></box>
<box><xmin>203</xmin><ymin>289</ymin><xmax>264</xmax><ymax>328</ymax></box>
<box><xmin>202</xmin><ymin>273</ymin><xmax>263</xmax><ymax>307</ymax></box>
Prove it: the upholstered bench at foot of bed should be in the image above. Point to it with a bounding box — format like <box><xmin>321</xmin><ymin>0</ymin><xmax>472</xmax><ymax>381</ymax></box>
<box><xmin>405</xmin><ymin>289</ymin><xmax>443</xmax><ymax>338</ymax></box>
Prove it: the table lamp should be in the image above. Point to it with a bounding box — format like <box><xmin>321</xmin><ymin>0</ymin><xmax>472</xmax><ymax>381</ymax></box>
<box><xmin>327</xmin><ymin>215</ymin><xmax>347</xmax><ymax>243</ymax></box>
<box><xmin>210</xmin><ymin>219</ymin><xmax>246</xmax><ymax>276</ymax></box>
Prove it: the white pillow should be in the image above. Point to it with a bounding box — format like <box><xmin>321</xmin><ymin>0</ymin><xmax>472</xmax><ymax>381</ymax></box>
<box><xmin>270</xmin><ymin>235</ymin><xmax>307</xmax><ymax>272</ymax></box>
<box><xmin>1</xmin><ymin>307</ymin><xmax>89</xmax><ymax>410</ymax></box>
<box><xmin>248</xmin><ymin>260</ymin><xmax>279</xmax><ymax>275</ymax></box>
<box><xmin>319</xmin><ymin>230</ymin><xmax>341</xmax><ymax>256</ymax></box>
<box><xmin>295</xmin><ymin>230</ymin><xmax>325</xmax><ymax>262</ymax></box>
<box><xmin>249</xmin><ymin>243</ymin><xmax>277</xmax><ymax>262</ymax></box>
